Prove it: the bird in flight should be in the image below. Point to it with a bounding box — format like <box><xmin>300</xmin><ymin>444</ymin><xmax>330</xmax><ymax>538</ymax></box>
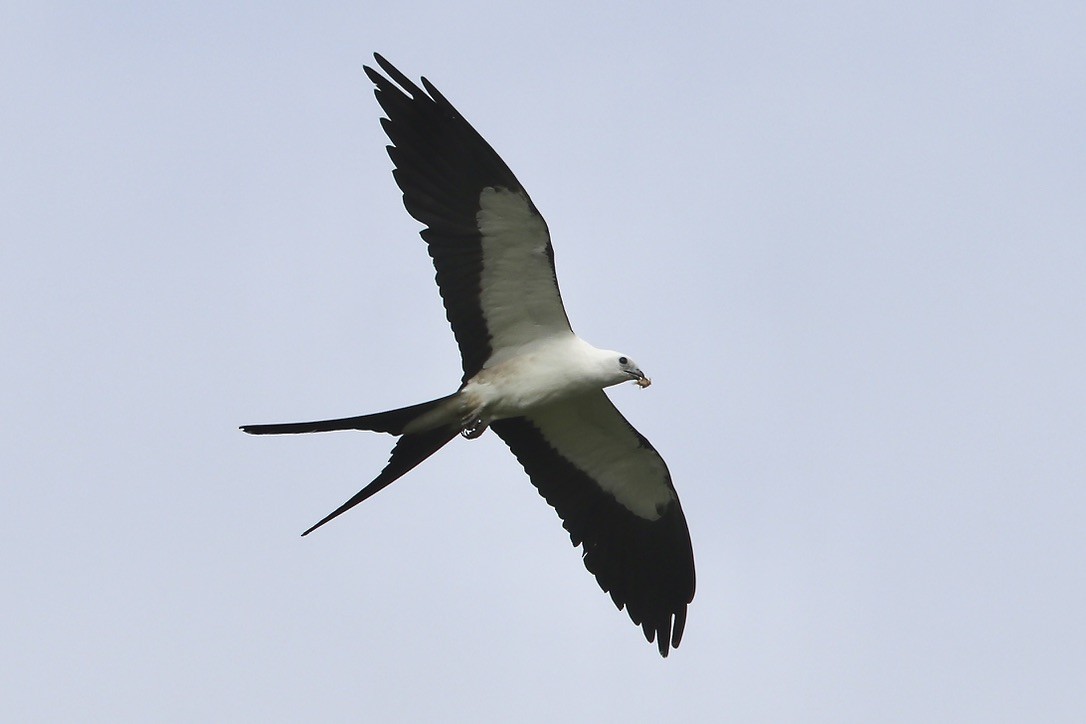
<box><xmin>242</xmin><ymin>54</ymin><xmax>695</xmax><ymax>656</ymax></box>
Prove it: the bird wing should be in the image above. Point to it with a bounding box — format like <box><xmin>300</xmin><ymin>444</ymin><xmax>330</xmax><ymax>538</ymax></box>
<box><xmin>491</xmin><ymin>392</ymin><xmax>696</xmax><ymax>656</ymax></box>
<box><xmin>365</xmin><ymin>55</ymin><xmax>573</xmax><ymax>384</ymax></box>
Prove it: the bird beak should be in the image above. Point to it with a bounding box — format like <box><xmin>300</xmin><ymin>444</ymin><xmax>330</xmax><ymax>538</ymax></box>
<box><xmin>630</xmin><ymin>370</ymin><xmax>651</xmax><ymax>388</ymax></box>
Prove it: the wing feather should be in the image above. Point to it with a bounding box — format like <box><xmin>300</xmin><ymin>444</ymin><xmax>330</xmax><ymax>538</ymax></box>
<box><xmin>491</xmin><ymin>393</ymin><xmax>696</xmax><ymax>656</ymax></box>
<box><xmin>366</xmin><ymin>55</ymin><xmax>572</xmax><ymax>382</ymax></box>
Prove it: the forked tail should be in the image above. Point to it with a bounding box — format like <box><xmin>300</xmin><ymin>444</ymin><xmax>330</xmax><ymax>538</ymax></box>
<box><xmin>299</xmin><ymin>425</ymin><xmax>459</xmax><ymax>535</ymax></box>
<box><xmin>240</xmin><ymin>393</ymin><xmax>461</xmax><ymax>535</ymax></box>
<box><xmin>240</xmin><ymin>393</ymin><xmax>458</xmax><ymax>437</ymax></box>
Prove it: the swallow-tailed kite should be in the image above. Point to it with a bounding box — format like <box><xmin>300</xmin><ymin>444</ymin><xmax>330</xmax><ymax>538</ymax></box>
<box><xmin>242</xmin><ymin>54</ymin><xmax>695</xmax><ymax>656</ymax></box>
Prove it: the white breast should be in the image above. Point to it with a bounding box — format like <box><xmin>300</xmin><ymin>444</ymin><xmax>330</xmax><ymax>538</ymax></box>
<box><xmin>463</xmin><ymin>336</ymin><xmax>607</xmax><ymax>420</ymax></box>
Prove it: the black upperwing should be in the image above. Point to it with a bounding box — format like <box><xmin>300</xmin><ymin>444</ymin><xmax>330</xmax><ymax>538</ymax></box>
<box><xmin>366</xmin><ymin>55</ymin><xmax>572</xmax><ymax>383</ymax></box>
<box><xmin>492</xmin><ymin>393</ymin><xmax>695</xmax><ymax>657</ymax></box>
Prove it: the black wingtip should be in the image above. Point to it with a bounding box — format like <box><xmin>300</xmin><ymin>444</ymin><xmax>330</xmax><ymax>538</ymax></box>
<box><xmin>647</xmin><ymin>611</ymin><xmax>687</xmax><ymax>657</ymax></box>
<box><xmin>367</xmin><ymin>53</ymin><xmax>423</xmax><ymax>98</ymax></box>
<box><xmin>671</xmin><ymin>607</ymin><xmax>687</xmax><ymax>650</ymax></box>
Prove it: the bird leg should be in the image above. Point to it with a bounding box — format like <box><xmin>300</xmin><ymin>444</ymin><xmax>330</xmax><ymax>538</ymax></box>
<box><xmin>460</xmin><ymin>412</ymin><xmax>488</xmax><ymax>439</ymax></box>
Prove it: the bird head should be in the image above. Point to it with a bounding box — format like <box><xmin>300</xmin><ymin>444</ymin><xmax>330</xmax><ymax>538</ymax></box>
<box><xmin>613</xmin><ymin>353</ymin><xmax>651</xmax><ymax>389</ymax></box>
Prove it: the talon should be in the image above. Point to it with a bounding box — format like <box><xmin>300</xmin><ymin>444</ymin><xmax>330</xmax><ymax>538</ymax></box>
<box><xmin>460</xmin><ymin>417</ymin><xmax>488</xmax><ymax>439</ymax></box>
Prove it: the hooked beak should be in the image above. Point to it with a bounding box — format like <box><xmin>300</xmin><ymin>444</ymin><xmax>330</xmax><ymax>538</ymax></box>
<box><xmin>629</xmin><ymin>369</ymin><xmax>652</xmax><ymax>388</ymax></box>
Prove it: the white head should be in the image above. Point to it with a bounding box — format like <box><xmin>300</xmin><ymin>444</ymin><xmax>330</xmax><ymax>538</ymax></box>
<box><xmin>595</xmin><ymin>349</ymin><xmax>651</xmax><ymax>389</ymax></box>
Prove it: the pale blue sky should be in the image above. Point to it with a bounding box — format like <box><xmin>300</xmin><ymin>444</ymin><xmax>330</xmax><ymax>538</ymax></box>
<box><xmin>3</xmin><ymin>2</ymin><xmax>1084</xmax><ymax>721</ymax></box>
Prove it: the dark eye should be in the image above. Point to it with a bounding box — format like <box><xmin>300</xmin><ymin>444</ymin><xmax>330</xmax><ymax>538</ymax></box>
<box><xmin>619</xmin><ymin>356</ymin><xmax>628</xmax><ymax>365</ymax></box>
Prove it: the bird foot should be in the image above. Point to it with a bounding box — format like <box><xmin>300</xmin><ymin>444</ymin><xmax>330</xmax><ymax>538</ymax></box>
<box><xmin>460</xmin><ymin>417</ymin><xmax>488</xmax><ymax>439</ymax></box>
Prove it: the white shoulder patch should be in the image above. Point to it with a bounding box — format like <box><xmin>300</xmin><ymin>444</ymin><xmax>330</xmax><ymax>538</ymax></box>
<box><xmin>476</xmin><ymin>188</ymin><xmax>571</xmax><ymax>352</ymax></box>
<box><xmin>529</xmin><ymin>394</ymin><xmax>675</xmax><ymax>521</ymax></box>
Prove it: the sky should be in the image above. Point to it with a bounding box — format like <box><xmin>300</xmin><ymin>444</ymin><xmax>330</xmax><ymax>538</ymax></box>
<box><xmin>2</xmin><ymin>1</ymin><xmax>1084</xmax><ymax>721</ymax></box>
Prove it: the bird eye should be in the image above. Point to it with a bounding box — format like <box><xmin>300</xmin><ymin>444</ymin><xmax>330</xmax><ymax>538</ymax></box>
<box><xmin>619</xmin><ymin>356</ymin><xmax>628</xmax><ymax>365</ymax></box>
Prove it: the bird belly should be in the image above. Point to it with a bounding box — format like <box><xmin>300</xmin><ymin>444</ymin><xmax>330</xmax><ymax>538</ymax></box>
<box><xmin>463</xmin><ymin>356</ymin><xmax>592</xmax><ymax>421</ymax></box>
